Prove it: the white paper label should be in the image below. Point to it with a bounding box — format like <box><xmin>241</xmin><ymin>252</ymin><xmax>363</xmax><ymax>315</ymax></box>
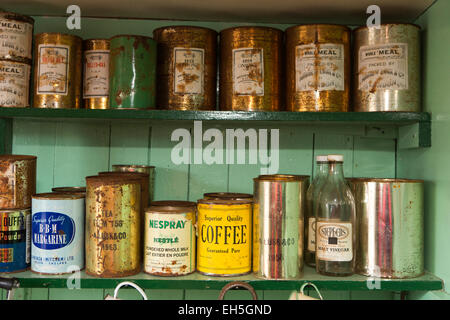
<box><xmin>358</xmin><ymin>43</ymin><xmax>408</xmax><ymax>91</ymax></box>
<box><xmin>0</xmin><ymin>61</ymin><xmax>30</xmax><ymax>107</ymax></box>
<box><xmin>83</xmin><ymin>50</ymin><xmax>109</xmax><ymax>98</ymax></box>
<box><xmin>0</xmin><ymin>19</ymin><xmax>33</xmax><ymax>59</ymax></box>
<box><xmin>173</xmin><ymin>47</ymin><xmax>204</xmax><ymax>95</ymax></box>
<box><xmin>307</xmin><ymin>217</ymin><xmax>316</xmax><ymax>252</ymax></box>
<box><xmin>37</xmin><ymin>44</ymin><xmax>69</xmax><ymax>95</ymax></box>
<box><xmin>316</xmin><ymin>221</ymin><xmax>352</xmax><ymax>262</ymax></box>
<box><xmin>233</xmin><ymin>48</ymin><xmax>264</xmax><ymax>96</ymax></box>
<box><xmin>295</xmin><ymin>43</ymin><xmax>345</xmax><ymax>92</ymax></box>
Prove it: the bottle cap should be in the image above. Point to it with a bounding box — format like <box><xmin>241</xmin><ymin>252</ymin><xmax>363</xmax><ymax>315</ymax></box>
<box><xmin>316</xmin><ymin>155</ymin><xmax>328</xmax><ymax>162</ymax></box>
<box><xmin>328</xmin><ymin>154</ymin><xmax>344</xmax><ymax>162</ymax></box>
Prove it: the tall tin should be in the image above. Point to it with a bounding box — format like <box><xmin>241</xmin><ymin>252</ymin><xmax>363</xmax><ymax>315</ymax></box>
<box><xmin>33</xmin><ymin>33</ymin><xmax>82</xmax><ymax>109</ymax></box>
<box><xmin>31</xmin><ymin>193</ymin><xmax>85</xmax><ymax>275</ymax></box>
<box><xmin>353</xmin><ymin>24</ymin><xmax>421</xmax><ymax>112</ymax></box>
<box><xmin>0</xmin><ymin>11</ymin><xmax>34</xmax><ymax>63</ymax></box>
<box><xmin>109</xmin><ymin>35</ymin><xmax>157</xmax><ymax>109</ymax></box>
<box><xmin>286</xmin><ymin>24</ymin><xmax>350</xmax><ymax>112</ymax></box>
<box><xmin>0</xmin><ymin>155</ymin><xmax>36</xmax><ymax>209</ymax></box>
<box><xmin>0</xmin><ymin>208</ymin><xmax>31</xmax><ymax>273</ymax></box>
<box><xmin>83</xmin><ymin>39</ymin><xmax>110</xmax><ymax>109</ymax></box>
<box><xmin>348</xmin><ymin>178</ymin><xmax>424</xmax><ymax>278</ymax></box>
<box><xmin>219</xmin><ymin>26</ymin><xmax>283</xmax><ymax>111</ymax></box>
<box><xmin>112</xmin><ymin>164</ymin><xmax>155</xmax><ymax>202</ymax></box>
<box><xmin>85</xmin><ymin>175</ymin><xmax>142</xmax><ymax>277</ymax></box>
<box><xmin>144</xmin><ymin>201</ymin><xmax>197</xmax><ymax>276</ymax></box>
<box><xmin>153</xmin><ymin>26</ymin><xmax>217</xmax><ymax>110</ymax></box>
<box><xmin>254</xmin><ymin>174</ymin><xmax>309</xmax><ymax>279</ymax></box>
<box><xmin>0</xmin><ymin>59</ymin><xmax>31</xmax><ymax>107</ymax></box>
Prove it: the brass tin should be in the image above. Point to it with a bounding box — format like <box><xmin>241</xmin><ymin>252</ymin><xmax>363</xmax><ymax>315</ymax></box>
<box><xmin>0</xmin><ymin>59</ymin><xmax>31</xmax><ymax>108</ymax></box>
<box><xmin>153</xmin><ymin>26</ymin><xmax>217</xmax><ymax>110</ymax></box>
<box><xmin>286</xmin><ymin>24</ymin><xmax>351</xmax><ymax>112</ymax></box>
<box><xmin>219</xmin><ymin>26</ymin><xmax>283</xmax><ymax>111</ymax></box>
<box><xmin>33</xmin><ymin>33</ymin><xmax>82</xmax><ymax>109</ymax></box>
<box><xmin>0</xmin><ymin>155</ymin><xmax>36</xmax><ymax>209</ymax></box>
<box><xmin>85</xmin><ymin>175</ymin><xmax>142</xmax><ymax>277</ymax></box>
<box><xmin>0</xmin><ymin>11</ymin><xmax>34</xmax><ymax>63</ymax></box>
<box><xmin>51</xmin><ymin>186</ymin><xmax>86</xmax><ymax>196</ymax></box>
<box><xmin>83</xmin><ymin>39</ymin><xmax>110</xmax><ymax>109</ymax></box>
<box><xmin>112</xmin><ymin>164</ymin><xmax>155</xmax><ymax>202</ymax></box>
<box><xmin>203</xmin><ymin>192</ymin><xmax>253</xmax><ymax>201</ymax></box>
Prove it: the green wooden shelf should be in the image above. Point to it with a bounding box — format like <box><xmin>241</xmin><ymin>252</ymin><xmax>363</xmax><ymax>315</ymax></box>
<box><xmin>2</xmin><ymin>266</ymin><xmax>443</xmax><ymax>291</ymax></box>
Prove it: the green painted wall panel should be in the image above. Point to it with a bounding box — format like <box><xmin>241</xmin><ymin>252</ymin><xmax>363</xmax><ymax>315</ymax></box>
<box><xmin>145</xmin><ymin>289</ymin><xmax>184</xmax><ymax>300</ymax></box>
<box><xmin>48</xmin><ymin>288</ymin><xmax>104</xmax><ymax>300</ymax></box>
<box><xmin>353</xmin><ymin>137</ymin><xmax>396</xmax><ymax>178</ymax></box>
<box><xmin>313</xmin><ymin>134</ymin><xmax>354</xmax><ymax>178</ymax></box>
<box><xmin>30</xmin><ymin>288</ymin><xmax>49</xmax><ymax>300</ymax></box>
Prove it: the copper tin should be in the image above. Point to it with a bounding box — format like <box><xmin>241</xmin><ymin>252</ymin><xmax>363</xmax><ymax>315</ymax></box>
<box><xmin>112</xmin><ymin>164</ymin><xmax>155</xmax><ymax>202</ymax></box>
<box><xmin>0</xmin><ymin>11</ymin><xmax>34</xmax><ymax>63</ymax></box>
<box><xmin>203</xmin><ymin>192</ymin><xmax>253</xmax><ymax>201</ymax></box>
<box><xmin>219</xmin><ymin>26</ymin><xmax>283</xmax><ymax>111</ymax></box>
<box><xmin>286</xmin><ymin>24</ymin><xmax>351</xmax><ymax>112</ymax></box>
<box><xmin>0</xmin><ymin>155</ymin><xmax>36</xmax><ymax>209</ymax></box>
<box><xmin>33</xmin><ymin>33</ymin><xmax>82</xmax><ymax>109</ymax></box>
<box><xmin>51</xmin><ymin>186</ymin><xmax>86</xmax><ymax>196</ymax></box>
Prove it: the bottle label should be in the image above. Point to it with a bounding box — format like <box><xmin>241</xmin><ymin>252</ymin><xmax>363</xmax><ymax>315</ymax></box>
<box><xmin>0</xmin><ymin>61</ymin><xmax>30</xmax><ymax>107</ymax></box>
<box><xmin>295</xmin><ymin>43</ymin><xmax>345</xmax><ymax>92</ymax></box>
<box><xmin>316</xmin><ymin>221</ymin><xmax>352</xmax><ymax>262</ymax></box>
<box><xmin>83</xmin><ymin>50</ymin><xmax>109</xmax><ymax>98</ymax></box>
<box><xmin>307</xmin><ymin>217</ymin><xmax>316</xmax><ymax>252</ymax></box>
<box><xmin>233</xmin><ymin>48</ymin><xmax>264</xmax><ymax>96</ymax></box>
<box><xmin>173</xmin><ymin>47</ymin><xmax>204</xmax><ymax>95</ymax></box>
<box><xmin>0</xmin><ymin>19</ymin><xmax>33</xmax><ymax>59</ymax></box>
<box><xmin>358</xmin><ymin>43</ymin><xmax>408</xmax><ymax>91</ymax></box>
<box><xmin>37</xmin><ymin>44</ymin><xmax>69</xmax><ymax>95</ymax></box>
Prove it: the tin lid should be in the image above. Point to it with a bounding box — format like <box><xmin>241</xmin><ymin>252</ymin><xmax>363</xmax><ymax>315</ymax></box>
<box><xmin>0</xmin><ymin>208</ymin><xmax>31</xmax><ymax>213</ymax></box>
<box><xmin>0</xmin><ymin>11</ymin><xmax>34</xmax><ymax>24</ymax></box>
<box><xmin>98</xmin><ymin>171</ymin><xmax>149</xmax><ymax>178</ymax></box>
<box><xmin>254</xmin><ymin>174</ymin><xmax>310</xmax><ymax>182</ymax></box>
<box><xmin>153</xmin><ymin>25</ymin><xmax>217</xmax><ymax>35</ymax></box>
<box><xmin>0</xmin><ymin>154</ymin><xmax>37</xmax><ymax>161</ymax></box>
<box><xmin>203</xmin><ymin>192</ymin><xmax>253</xmax><ymax>200</ymax></box>
<box><xmin>109</xmin><ymin>34</ymin><xmax>154</xmax><ymax>41</ymax></box>
<box><xmin>197</xmin><ymin>198</ymin><xmax>253</xmax><ymax>205</ymax></box>
<box><xmin>85</xmin><ymin>175</ymin><xmax>143</xmax><ymax>186</ymax></box>
<box><xmin>52</xmin><ymin>186</ymin><xmax>86</xmax><ymax>194</ymax></box>
<box><xmin>220</xmin><ymin>25</ymin><xmax>283</xmax><ymax>36</ymax></box>
<box><xmin>35</xmin><ymin>33</ymin><xmax>83</xmax><ymax>41</ymax></box>
<box><xmin>353</xmin><ymin>23</ymin><xmax>421</xmax><ymax>33</ymax></box>
<box><xmin>32</xmin><ymin>192</ymin><xmax>85</xmax><ymax>200</ymax></box>
<box><xmin>347</xmin><ymin>177</ymin><xmax>424</xmax><ymax>183</ymax></box>
<box><xmin>147</xmin><ymin>200</ymin><xmax>197</xmax><ymax>213</ymax></box>
<box><xmin>112</xmin><ymin>164</ymin><xmax>155</xmax><ymax>170</ymax></box>
<box><xmin>286</xmin><ymin>23</ymin><xmax>351</xmax><ymax>33</ymax></box>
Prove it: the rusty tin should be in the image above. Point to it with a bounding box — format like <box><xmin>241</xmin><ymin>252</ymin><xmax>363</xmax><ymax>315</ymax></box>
<box><xmin>112</xmin><ymin>164</ymin><xmax>155</xmax><ymax>202</ymax></box>
<box><xmin>144</xmin><ymin>201</ymin><xmax>196</xmax><ymax>276</ymax></box>
<box><xmin>203</xmin><ymin>192</ymin><xmax>253</xmax><ymax>201</ymax></box>
<box><xmin>85</xmin><ymin>175</ymin><xmax>142</xmax><ymax>277</ymax></box>
<box><xmin>219</xmin><ymin>26</ymin><xmax>283</xmax><ymax>111</ymax></box>
<box><xmin>0</xmin><ymin>59</ymin><xmax>31</xmax><ymax>107</ymax></box>
<box><xmin>0</xmin><ymin>11</ymin><xmax>34</xmax><ymax>63</ymax></box>
<box><xmin>353</xmin><ymin>24</ymin><xmax>421</xmax><ymax>112</ymax></box>
<box><xmin>0</xmin><ymin>155</ymin><xmax>36</xmax><ymax>209</ymax></box>
<box><xmin>52</xmin><ymin>186</ymin><xmax>86</xmax><ymax>196</ymax></box>
<box><xmin>109</xmin><ymin>35</ymin><xmax>157</xmax><ymax>109</ymax></box>
<box><xmin>153</xmin><ymin>26</ymin><xmax>217</xmax><ymax>110</ymax></box>
<box><xmin>83</xmin><ymin>39</ymin><xmax>110</xmax><ymax>109</ymax></box>
<box><xmin>286</xmin><ymin>24</ymin><xmax>350</xmax><ymax>112</ymax></box>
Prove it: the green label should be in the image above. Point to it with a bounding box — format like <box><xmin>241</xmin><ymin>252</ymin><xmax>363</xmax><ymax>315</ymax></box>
<box><xmin>149</xmin><ymin>220</ymin><xmax>186</xmax><ymax>229</ymax></box>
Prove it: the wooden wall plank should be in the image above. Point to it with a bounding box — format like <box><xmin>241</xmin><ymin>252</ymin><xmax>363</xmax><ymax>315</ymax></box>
<box><xmin>353</xmin><ymin>137</ymin><xmax>396</xmax><ymax>178</ymax></box>
<box><xmin>48</xmin><ymin>288</ymin><xmax>104</xmax><ymax>300</ymax></box>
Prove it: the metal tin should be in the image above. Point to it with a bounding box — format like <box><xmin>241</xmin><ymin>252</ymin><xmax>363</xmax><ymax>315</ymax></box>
<box><xmin>286</xmin><ymin>24</ymin><xmax>351</xmax><ymax>112</ymax></box>
<box><xmin>0</xmin><ymin>59</ymin><xmax>31</xmax><ymax>107</ymax></box>
<box><xmin>254</xmin><ymin>174</ymin><xmax>309</xmax><ymax>279</ymax></box>
<box><xmin>197</xmin><ymin>198</ymin><xmax>252</xmax><ymax>276</ymax></box>
<box><xmin>144</xmin><ymin>201</ymin><xmax>196</xmax><ymax>276</ymax></box>
<box><xmin>85</xmin><ymin>175</ymin><xmax>142</xmax><ymax>277</ymax></box>
<box><xmin>0</xmin><ymin>155</ymin><xmax>36</xmax><ymax>209</ymax></box>
<box><xmin>203</xmin><ymin>192</ymin><xmax>253</xmax><ymax>201</ymax></box>
<box><xmin>31</xmin><ymin>193</ymin><xmax>85</xmax><ymax>275</ymax></box>
<box><xmin>0</xmin><ymin>208</ymin><xmax>31</xmax><ymax>273</ymax></box>
<box><xmin>219</xmin><ymin>26</ymin><xmax>283</xmax><ymax>111</ymax></box>
<box><xmin>353</xmin><ymin>24</ymin><xmax>421</xmax><ymax>112</ymax></box>
<box><xmin>109</xmin><ymin>35</ymin><xmax>157</xmax><ymax>109</ymax></box>
<box><xmin>153</xmin><ymin>26</ymin><xmax>217</xmax><ymax>110</ymax></box>
<box><xmin>348</xmin><ymin>178</ymin><xmax>424</xmax><ymax>278</ymax></box>
<box><xmin>32</xmin><ymin>33</ymin><xmax>82</xmax><ymax>109</ymax></box>
<box><xmin>0</xmin><ymin>11</ymin><xmax>34</xmax><ymax>63</ymax></box>
<box><xmin>112</xmin><ymin>164</ymin><xmax>155</xmax><ymax>202</ymax></box>
<box><xmin>51</xmin><ymin>187</ymin><xmax>86</xmax><ymax>196</ymax></box>
<box><xmin>83</xmin><ymin>39</ymin><xmax>110</xmax><ymax>109</ymax></box>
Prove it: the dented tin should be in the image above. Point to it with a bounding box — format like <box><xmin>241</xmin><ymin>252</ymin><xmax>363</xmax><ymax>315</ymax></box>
<box><xmin>0</xmin><ymin>59</ymin><xmax>31</xmax><ymax>107</ymax></box>
<box><xmin>219</xmin><ymin>26</ymin><xmax>283</xmax><ymax>111</ymax></box>
<box><xmin>0</xmin><ymin>155</ymin><xmax>36</xmax><ymax>209</ymax></box>
<box><xmin>0</xmin><ymin>11</ymin><xmax>34</xmax><ymax>63</ymax></box>
<box><xmin>112</xmin><ymin>164</ymin><xmax>155</xmax><ymax>202</ymax></box>
<box><xmin>153</xmin><ymin>26</ymin><xmax>217</xmax><ymax>110</ymax></box>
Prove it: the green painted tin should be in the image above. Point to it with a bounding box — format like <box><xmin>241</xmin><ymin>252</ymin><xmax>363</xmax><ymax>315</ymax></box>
<box><xmin>109</xmin><ymin>35</ymin><xmax>157</xmax><ymax>109</ymax></box>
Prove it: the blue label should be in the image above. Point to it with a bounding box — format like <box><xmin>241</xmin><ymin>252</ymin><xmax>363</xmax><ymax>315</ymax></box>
<box><xmin>32</xmin><ymin>212</ymin><xmax>75</xmax><ymax>250</ymax></box>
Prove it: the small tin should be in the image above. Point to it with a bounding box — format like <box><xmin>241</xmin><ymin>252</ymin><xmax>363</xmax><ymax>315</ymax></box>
<box><xmin>0</xmin><ymin>208</ymin><xmax>31</xmax><ymax>273</ymax></box>
<box><xmin>144</xmin><ymin>201</ymin><xmax>197</xmax><ymax>276</ymax></box>
<box><xmin>112</xmin><ymin>164</ymin><xmax>155</xmax><ymax>202</ymax></box>
<box><xmin>153</xmin><ymin>26</ymin><xmax>217</xmax><ymax>110</ymax></box>
<box><xmin>203</xmin><ymin>192</ymin><xmax>253</xmax><ymax>200</ymax></box>
<box><xmin>32</xmin><ymin>33</ymin><xmax>82</xmax><ymax>109</ymax></box>
<box><xmin>0</xmin><ymin>154</ymin><xmax>36</xmax><ymax>209</ymax></box>
<box><xmin>51</xmin><ymin>187</ymin><xmax>86</xmax><ymax>196</ymax></box>
<box><xmin>0</xmin><ymin>11</ymin><xmax>34</xmax><ymax>63</ymax></box>
<box><xmin>31</xmin><ymin>193</ymin><xmax>85</xmax><ymax>275</ymax></box>
<box><xmin>0</xmin><ymin>59</ymin><xmax>31</xmax><ymax>107</ymax></box>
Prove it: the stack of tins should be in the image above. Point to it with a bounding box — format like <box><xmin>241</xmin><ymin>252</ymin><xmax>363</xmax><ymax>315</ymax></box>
<box><xmin>0</xmin><ymin>11</ymin><xmax>34</xmax><ymax>108</ymax></box>
<box><xmin>112</xmin><ymin>164</ymin><xmax>155</xmax><ymax>202</ymax></box>
<box><xmin>153</xmin><ymin>26</ymin><xmax>217</xmax><ymax>110</ymax></box>
<box><xmin>253</xmin><ymin>175</ymin><xmax>309</xmax><ymax>279</ymax></box>
<box><xmin>0</xmin><ymin>155</ymin><xmax>36</xmax><ymax>273</ymax></box>
<box><xmin>85</xmin><ymin>174</ymin><xmax>142</xmax><ymax>277</ymax></box>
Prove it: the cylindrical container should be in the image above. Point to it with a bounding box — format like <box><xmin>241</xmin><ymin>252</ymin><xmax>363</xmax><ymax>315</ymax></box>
<box><xmin>0</xmin><ymin>60</ymin><xmax>31</xmax><ymax>107</ymax></box>
<box><xmin>52</xmin><ymin>187</ymin><xmax>86</xmax><ymax>196</ymax></box>
<box><xmin>0</xmin><ymin>208</ymin><xmax>31</xmax><ymax>273</ymax></box>
<box><xmin>32</xmin><ymin>33</ymin><xmax>82</xmax><ymax>109</ymax></box>
<box><xmin>254</xmin><ymin>174</ymin><xmax>309</xmax><ymax>279</ymax></box>
<box><xmin>85</xmin><ymin>175</ymin><xmax>141</xmax><ymax>277</ymax></box>
<box><xmin>197</xmin><ymin>198</ymin><xmax>252</xmax><ymax>276</ymax></box>
<box><xmin>109</xmin><ymin>35</ymin><xmax>157</xmax><ymax>109</ymax></box>
<box><xmin>112</xmin><ymin>164</ymin><xmax>155</xmax><ymax>202</ymax></box>
<box><xmin>31</xmin><ymin>193</ymin><xmax>85</xmax><ymax>275</ymax></box>
<box><xmin>219</xmin><ymin>26</ymin><xmax>283</xmax><ymax>111</ymax></box>
<box><xmin>203</xmin><ymin>192</ymin><xmax>253</xmax><ymax>201</ymax></box>
<box><xmin>153</xmin><ymin>26</ymin><xmax>217</xmax><ymax>110</ymax></box>
<box><xmin>348</xmin><ymin>178</ymin><xmax>424</xmax><ymax>279</ymax></box>
<box><xmin>144</xmin><ymin>201</ymin><xmax>196</xmax><ymax>276</ymax></box>
<box><xmin>286</xmin><ymin>24</ymin><xmax>351</xmax><ymax>112</ymax></box>
<box><xmin>353</xmin><ymin>24</ymin><xmax>421</xmax><ymax>112</ymax></box>
<box><xmin>0</xmin><ymin>11</ymin><xmax>34</xmax><ymax>63</ymax></box>
<box><xmin>83</xmin><ymin>39</ymin><xmax>110</xmax><ymax>109</ymax></box>
<box><xmin>0</xmin><ymin>155</ymin><xmax>36</xmax><ymax>209</ymax></box>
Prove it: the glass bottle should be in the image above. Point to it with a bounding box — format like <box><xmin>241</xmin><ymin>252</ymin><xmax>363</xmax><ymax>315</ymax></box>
<box><xmin>315</xmin><ymin>154</ymin><xmax>356</xmax><ymax>276</ymax></box>
<box><xmin>305</xmin><ymin>155</ymin><xmax>328</xmax><ymax>267</ymax></box>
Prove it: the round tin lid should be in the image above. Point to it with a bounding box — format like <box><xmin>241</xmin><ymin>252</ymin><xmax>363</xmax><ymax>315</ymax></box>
<box><xmin>52</xmin><ymin>186</ymin><xmax>86</xmax><ymax>194</ymax></box>
<box><xmin>0</xmin><ymin>154</ymin><xmax>37</xmax><ymax>161</ymax></box>
<box><xmin>347</xmin><ymin>177</ymin><xmax>424</xmax><ymax>183</ymax></box>
<box><xmin>32</xmin><ymin>192</ymin><xmax>85</xmax><ymax>200</ymax></box>
<box><xmin>353</xmin><ymin>23</ymin><xmax>421</xmax><ymax>32</ymax></box>
<box><xmin>285</xmin><ymin>23</ymin><xmax>350</xmax><ymax>33</ymax></box>
<box><xmin>316</xmin><ymin>155</ymin><xmax>328</xmax><ymax>162</ymax></box>
<box><xmin>98</xmin><ymin>171</ymin><xmax>149</xmax><ymax>178</ymax></box>
<box><xmin>112</xmin><ymin>164</ymin><xmax>155</xmax><ymax>170</ymax></box>
<box><xmin>197</xmin><ymin>198</ymin><xmax>253</xmax><ymax>205</ymax></box>
<box><xmin>0</xmin><ymin>11</ymin><xmax>34</xmax><ymax>24</ymax></box>
<box><xmin>254</xmin><ymin>174</ymin><xmax>310</xmax><ymax>182</ymax></box>
<box><xmin>203</xmin><ymin>192</ymin><xmax>253</xmax><ymax>200</ymax></box>
<box><xmin>147</xmin><ymin>200</ymin><xmax>197</xmax><ymax>213</ymax></box>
